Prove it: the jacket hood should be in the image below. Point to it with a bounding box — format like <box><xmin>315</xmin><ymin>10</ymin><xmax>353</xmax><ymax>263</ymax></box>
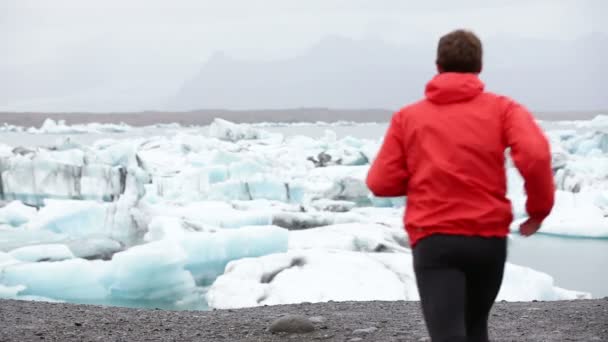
<box><xmin>425</xmin><ymin>73</ymin><xmax>485</xmax><ymax>104</ymax></box>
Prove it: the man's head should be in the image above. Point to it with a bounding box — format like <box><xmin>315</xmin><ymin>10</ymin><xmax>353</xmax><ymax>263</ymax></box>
<box><xmin>436</xmin><ymin>29</ymin><xmax>483</xmax><ymax>74</ymax></box>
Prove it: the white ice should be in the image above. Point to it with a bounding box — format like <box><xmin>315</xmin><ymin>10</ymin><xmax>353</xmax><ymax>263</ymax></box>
<box><xmin>207</xmin><ymin>249</ymin><xmax>590</xmax><ymax>310</ymax></box>
<box><xmin>9</xmin><ymin>244</ymin><xmax>74</xmax><ymax>262</ymax></box>
<box><xmin>0</xmin><ymin>201</ymin><xmax>37</xmax><ymax>227</ymax></box>
<box><xmin>0</xmin><ymin>226</ymin><xmax>289</xmax><ymax>307</ymax></box>
<box><xmin>28</xmin><ymin>119</ymin><xmax>131</xmax><ymax>135</ymax></box>
<box><xmin>208</xmin><ymin>118</ymin><xmax>266</xmax><ymax>142</ymax></box>
<box><xmin>289</xmin><ymin>223</ymin><xmax>408</xmax><ymax>253</ymax></box>
<box><xmin>0</xmin><ymin>118</ymin><xmax>605</xmax><ymax>310</ymax></box>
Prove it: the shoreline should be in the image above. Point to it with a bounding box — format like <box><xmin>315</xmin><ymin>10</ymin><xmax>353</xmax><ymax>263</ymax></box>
<box><xmin>0</xmin><ymin>109</ymin><xmax>604</xmax><ymax>127</ymax></box>
<box><xmin>0</xmin><ymin>298</ymin><xmax>606</xmax><ymax>341</ymax></box>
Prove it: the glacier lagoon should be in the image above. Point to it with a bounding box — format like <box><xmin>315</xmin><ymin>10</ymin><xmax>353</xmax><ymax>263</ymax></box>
<box><xmin>0</xmin><ymin>116</ymin><xmax>607</xmax><ymax>310</ymax></box>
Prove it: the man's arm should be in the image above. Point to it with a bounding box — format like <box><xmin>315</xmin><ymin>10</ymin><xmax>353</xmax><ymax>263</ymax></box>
<box><xmin>366</xmin><ymin>113</ymin><xmax>409</xmax><ymax>197</ymax></box>
<box><xmin>503</xmin><ymin>101</ymin><xmax>555</xmax><ymax>232</ymax></box>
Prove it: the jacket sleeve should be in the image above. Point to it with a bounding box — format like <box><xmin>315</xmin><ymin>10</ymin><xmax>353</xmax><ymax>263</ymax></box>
<box><xmin>366</xmin><ymin>113</ymin><xmax>409</xmax><ymax>197</ymax></box>
<box><xmin>503</xmin><ymin>102</ymin><xmax>555</xmax><ymax>221</ymax></box>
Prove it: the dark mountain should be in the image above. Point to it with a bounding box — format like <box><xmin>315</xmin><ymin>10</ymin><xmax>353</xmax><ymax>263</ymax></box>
<box><xmin>172</xmin><ymin>33</ymin><xmax>607</xmax><ymax>113</ymax></box>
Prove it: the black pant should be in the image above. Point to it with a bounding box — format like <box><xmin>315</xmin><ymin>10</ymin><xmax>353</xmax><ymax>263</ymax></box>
<box><xmin>413</xmin><ymin>234</ymin><xmax>507</xmax><ymax>342</ymax></box>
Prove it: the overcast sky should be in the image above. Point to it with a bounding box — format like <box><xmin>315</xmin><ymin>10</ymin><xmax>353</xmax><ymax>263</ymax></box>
<box><xmin>0</xmin><ymin>0</ymin><xmax>605</xmax><ymax>112</ymax></box>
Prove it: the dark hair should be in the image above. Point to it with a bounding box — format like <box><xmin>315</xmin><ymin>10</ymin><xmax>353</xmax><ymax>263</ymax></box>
<box><xmin>436</xmin><ymin>29</ymin><xmax>483</xmax><ymax>73</ymax></box>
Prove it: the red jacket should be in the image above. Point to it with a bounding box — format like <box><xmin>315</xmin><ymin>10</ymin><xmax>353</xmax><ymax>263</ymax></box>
<box><xmin>366</xmin><ymin>73</ymin><xmax>555</xmax><ymax>246</ymax></box>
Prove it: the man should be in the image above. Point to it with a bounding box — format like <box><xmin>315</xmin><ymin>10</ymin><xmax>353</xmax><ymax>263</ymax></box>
<box><xmin>366</xmin><ymin>29</ymin><xmax>555</xmax><ymax>342</ymax></box>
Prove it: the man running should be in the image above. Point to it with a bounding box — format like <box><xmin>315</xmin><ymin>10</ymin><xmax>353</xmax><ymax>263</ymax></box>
<box><xmin>366</xmin><ymin>29</ymin><xmax>555</xmax><ymax>342</ymax></box>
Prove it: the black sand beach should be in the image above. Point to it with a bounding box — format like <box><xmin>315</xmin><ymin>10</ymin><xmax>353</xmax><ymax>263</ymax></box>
<box><xmin>0</xmin><ymin>299</ymin><xmax>606</xmax><ymax>341</ymax></box>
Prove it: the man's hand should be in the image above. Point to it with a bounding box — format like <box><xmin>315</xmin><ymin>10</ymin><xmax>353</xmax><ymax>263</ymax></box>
<box><xmin>519</xmin><ymin>218</ymin><xmax>543</xmax><ymax>237</ymax></box>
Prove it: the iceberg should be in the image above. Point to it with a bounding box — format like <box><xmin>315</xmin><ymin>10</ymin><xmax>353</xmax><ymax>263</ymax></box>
<box><xmin>9</xmin><ymin>244</ymin><xmax>74</xmax><ymax>262</ymax></box>
<box><xmin>206</xmin><ymin>250</ymin><xmax>418</xmax><ymax>309</ymax></box>
<box><xmin>0</xmin><ymin>155</ymin><xmax>126</xmax><ymax>205</ymax></box>
<box><xmin>289</xmin><ymin>223</ymin><xmax>408</xmax><ymax>253</ymax></box>
<box><xmin>0</xmin><ymin>201</ymin><xmax>37</xmax><ymax>227</ymax></box>
<box><xmin>1</xmin><ymin>258</ymin><xmax>110</xmax><ymax>302</ymax></box>
<box><xmin>0</xmin><ymin>226</ymin><xmax>288</xmax><ymax>308</ymax></box>
<box><xmin>180</xmin><ymin>225</ymin><xmax>289</xmax><ymax>285</ymax></box>
<box><xmin>512</xmin><ymin>190</ymin><xmax>608</xmax><ymax>238</ymax></box>
<box><xmin>0</xmin><ymin>117</ymin><xmax>604</xmax><ymax>310</ymax></box>
<box><xmin>27</xmin><ymin>199</ymin><xmax>141</xmax><ymax>245</ymax></box>
<box><xmin>206</xmin><ymin>249</ymin><xmax>589</xmax><ymax>310</ymax></box>
<box><xmin>28</xmin><ymin>119</ymin><xmax>131</xmax><ymax>135</ymax></box>
<box><xmin>104</xmin><ymin>240</ymin><xmax>198</xmax><ymax>304</ymax></box>
<box><xmin>208</xmin><ymin>118</ymin><xmax>265</xmax><ymax>142</ymax></box>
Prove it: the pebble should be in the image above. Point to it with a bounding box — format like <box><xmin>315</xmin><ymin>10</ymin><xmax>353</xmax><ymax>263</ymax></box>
<box><xmin>269</xmin><ymin>315</ymin><xmax>315</xmax><ymax>334</ymax></box>
<box><xmin>353</xmin><ymin>326</ymin><xmax>378</xmax><ymax>335</ymax></box>
<box><xmin>309</xmin><ymin>316</ymin><xmax>326</xmax><ymax>323</ymax></box>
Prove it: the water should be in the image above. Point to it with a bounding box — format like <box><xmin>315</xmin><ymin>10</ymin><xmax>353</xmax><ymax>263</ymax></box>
<box><xmin>508</xmin><ymin>235</ymin><xmax>608</xmax><ymax>298</ymax></box>
<box><xmin>1</xmin><ymin>122</ymin><xmax>607</xmax><ymax>298</ymax></box>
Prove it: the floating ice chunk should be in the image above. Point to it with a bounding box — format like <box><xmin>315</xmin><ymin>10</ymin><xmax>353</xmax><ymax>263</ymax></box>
<box><xmin>207</xmin><ymin>249</ymin><xmax>588</xmax><ymax>309</ymax></box>
<box><xmin>180</xmin><ymin>225</ymin><xmax>289</xmax><ymax>285</ymax></box>
<box><xmin>205</xmin><ymin>166</ymin><xmax>230</xmax><ymax>184</ymax></box>
<box><xmin>153</xmin><ymin>167</ymin><xmax>209</xmax><ymax>201</ymax></box>
<box><xmin>51</xmin><ymin>136</ymin><xmax>83</xmax><ymax>151</ymax></box>
<box><xmin>137</xmin><ymin>143</ymin><xmax>188</xmax><ymax>175</ymax></box>
<box><xmin>1</xmin><ymin>157</ymin><xmax>80</xmax><ymax>206</ymax></box>
<box><xmin>289</xmin><ymin>223</ymin><xmax>408</xmax><ymax>253</ymax></box>
<box><xmin>566</xmin><ymin>131</ymin><xmax>608</xmax><ymax>156</ymax></box>
<box><xmin>323</xmin><ymin>130</ymin><xmax>337</xmax><ymax>143</ymax></box>
<box><xmin>209</xmin><ymin>149</ymin><xmax>244</xmax><ymax>165</ymax></box>
<box><xmin>498</xmin><ymin>263</ymin><xmax>590</xmax><ymax>301</ymax></box>
<box><xmin>147</xmin><ymin>201</ymin><xmax>273</xmax><ymax>229</ymax></box>
<box><xmin>0</xmin><ymin>226</ymin><xmax>65</xmax><ymax>252</ymax></box>
<box><xmin>228</xmin><ymin>160</ymin><xmax>269</xmax><ymax>180</ymax></box>
<box><xmin>29</xmin><ymin>200</ymin><xmax>109</xmax><ymax>236</ymax></box>
<box><xmin>323</xmin><ymin>177</ymin><xmax>371</xmax><ymax>204</ymax></box>
<box><xmin>89</xmin><ymin>140</ymin><xmax>138</xmax><ymax>167</ymax></box>
<box><xmin>28</xmin><ymin>119</ymin><xmax>131</xmax><ymax>135</ymax></box>
<box><xmin>0</xmin><ymin>156</ymin><xmax>125</xmax><ymax>205</ymax></box>
<box><xmin>513</xmin><ymin>190</ymin><xmax>608</xmax><ymax>238</ymax></box>
<box><xmin>271</xmin><ymin>211</ymin><xmax>363</xmax><ymax>230</ymax></box>
<box><xmin>305</xmin><ymin>166</ymin><xmax>371</xmax><ymax>203</ymax></box>
<box><xmin>310</xmin><ymin>199</ymin><xmax>356</xmax><ymax>212</ymax></box>
<box><xmin>0</xmin><ymin>201</ymin><xmax>37</xmax><ymax>227</ymax></box>
<box><xmin>28</xmin><ymin>199</ymin><xmax>141</xmax><ymax>246</ymax></box>
<box><xmin>1</xmin><ymin>258</ymin><xmax>110</xmax><ymax>301</ymax></box>
<box><xmin>32</xmin><ymin>119</ymin><xmax>86</xmax><ymax>134</ymax></box>
<box><xmin>9</xmin><ymin>244</ymin><xmax>74</xmax><ymax>262</ymax></box>
<box><xmin>208</xmin><ymin>119</ymin><xmax>265</xmax><ymax>142</ymax></box>
<box><xmin>36</xmin><ymin>148</ymin><xmax>85</xmax><ymax>166</ymax></box>
<box><xmin>369</xmin><ymin>196</ymin><xmax>405</xmax><ymax>208</ymax></box>
<box><xmin>104</xmin><ymin>240</ymin><xmax>197</xmax><ymax>303</ymax></box>
<box><xmin>66</xmin><ymin>238</ymin><xmax>123</xmax><ymax>260</ymax></box>
<box><xmin>558</xmin><ymin>115</ymin><xmax>608</xmax><ymax>129</ymax></box>
<box><xmin>590</xmin><ymin>114</ymin><xmax>608</xmax><ymax>125</ymax></box>
<box><xmin>0</xmin><ymin>284</ymin><xmax>26</xmax><ymax>298</ymax></box>
<box><xmin>350</xmin><ymin>206</ymin><xmax>404</xmax><ymax>226</ymax></box>
<box><xmin>142</xmin><ymin>216</ymin><xmax>219</xmax><ymax>242</ymax></box>
<box><xmin>207</xmin><ymin>179</ymin><xmax>304</xmax><ymax>203</ymax></box>
<box><xmin>0</xmin><ymin>143</ymin><xmax>14</xmax><ymax>158</ymax></box>
<box><xmin>0</xmin><ymin>252</ymin><xmax>18</xmax><ymax>267</ymax></box>
<box><xmin>206</xmin><ymin>250</ymin><xmax>417</xmax><ymax>309</ymax></box>
<box><xmin>231</xmin><ymin>199</ymin><xmax>303</xmax><ymax>213</ymax></box>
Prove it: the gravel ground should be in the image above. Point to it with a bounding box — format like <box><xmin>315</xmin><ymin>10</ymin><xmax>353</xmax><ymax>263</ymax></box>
<box><xmin>0</xmin><ymin>299</ymin><xmax>606</xmax><ymax>342</ymax></box>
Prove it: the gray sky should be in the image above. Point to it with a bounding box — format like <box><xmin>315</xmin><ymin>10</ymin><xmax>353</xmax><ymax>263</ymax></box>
<box><xmin>0</xmin><ymin>0</ymin><xmax>605</xmax><ymax>112</ymax></box>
